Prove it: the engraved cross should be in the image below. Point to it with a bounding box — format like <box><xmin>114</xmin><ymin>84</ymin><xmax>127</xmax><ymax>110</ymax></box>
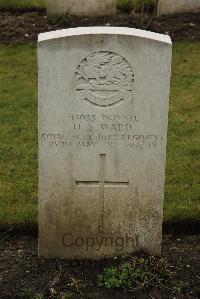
<box><xmin>75</xmin><ymin>154</ymin><xmax>129</xmax><ymax>233</ymax></box>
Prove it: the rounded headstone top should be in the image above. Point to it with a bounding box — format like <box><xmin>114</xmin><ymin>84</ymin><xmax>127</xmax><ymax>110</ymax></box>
<box><xmin>38</xmin><ymin>27</ymin><xmax>172</xmax><ymax>45</ymax></box>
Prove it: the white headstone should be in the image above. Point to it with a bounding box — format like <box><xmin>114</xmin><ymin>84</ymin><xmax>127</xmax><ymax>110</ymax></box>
<box><xmin>38</xmin><ymin>27</ymin><xmax>172</xmax><ymax>259</ymax></box>
<box><xmin>47</xmin><ymin>0</ymin><xmax>116</xmax><ymax>16</ymax></box>
<box><xmin>158</xmin><ymin>0</ymin><xmax>200</xmax><ymax>16</ymax></box>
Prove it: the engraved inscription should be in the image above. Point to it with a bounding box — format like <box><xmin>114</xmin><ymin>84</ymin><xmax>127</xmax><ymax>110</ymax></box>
<box><xmin>42</xmin><ymin>133</ymin><xmax>163</xmax><ymax>150</ymax></box>
<box><xmin>41</xmin><ymin>114</ymin><xmax>163</xmax><ymax>150</ymax></box>
<box><xmin>75</xmin><ymin>51</ymin><xmax>134</xmax><ymax>107</ymax></box>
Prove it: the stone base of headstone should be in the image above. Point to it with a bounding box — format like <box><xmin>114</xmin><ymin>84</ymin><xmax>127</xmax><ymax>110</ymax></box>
<box><xmin>157</xmin><ymin>0</ymin><xmax>200</xmax><ymax>16</ymax></box>
<box><xmin>47</xmin><ymin>0</ymin><xmax>116</xmax><ymax>16</ymax></box>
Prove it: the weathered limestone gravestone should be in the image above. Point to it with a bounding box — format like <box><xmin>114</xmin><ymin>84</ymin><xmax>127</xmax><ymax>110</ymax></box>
<box><xmin>38</xmin><ymin>27</ymin><xmax>172</xmax><ymax>259</ymax></box>
<box><xmin>158</xmin><ymin>0</ymin><xmax>200</xmax><ymax>15</ymax></box>
<box><xmin>47</xmin><ymin>0</ymin><xmax>116</xmax><ymax>16</ymax></box>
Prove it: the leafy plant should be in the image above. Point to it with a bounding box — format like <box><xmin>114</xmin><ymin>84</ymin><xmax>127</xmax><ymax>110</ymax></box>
<box><xmin>50</xmin><ymin>15</ymin><xmax>72</xmax><ymax>27</ymax></box>
<box><xmin>171</xmin><ymin>281</ymin><xmax>185</xmax><ymax>296</ymax></box>
<box><xmin>99</xmin><ymin>254</ymin><xmax>175</xmax><ymax>292</ymax></box>
<box><xmin>117</xmin><ymin>0</ymin><xmax>134</xmax><ymax>13</ymax></box>
<box><xmin>99</xmin><ymin>262</ymin><xmax>133</xmax><ymax>288</ymax></box>
<box><xmin>99</xmin><ymin>258</ymin><xmax>152</xmax><ymax>289</ymax></box>
<box><xmin>60</xmin><ymin>292</ymin><xmax>74</xmax><ymax>299</ymax></box>
<box><xmin>117</xmin><ymin>0</ymin><xmax>158</xmax><ymax>14</ymax></box>
<box><xmin>21</xmin><ymin>288</ymin><xmax>44</xmax><ymax>299</ymax></box>
<box><xmin>133</xmin><ymin>0</ymin><xmax>158</xmax><ymax>13</ymax></box>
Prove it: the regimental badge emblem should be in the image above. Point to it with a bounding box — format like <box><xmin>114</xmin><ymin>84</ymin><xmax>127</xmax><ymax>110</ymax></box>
<box><xmin>75</xmin><ymin>51</ymin><xmax>134</xmax><ymax>107</ymax></box>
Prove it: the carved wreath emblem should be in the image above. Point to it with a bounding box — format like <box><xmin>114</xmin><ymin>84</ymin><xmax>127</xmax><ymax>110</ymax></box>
<box><xmin>75</xmin><ymin>51</ymin><xmax>134</xmax><ymax>107</ymax></box>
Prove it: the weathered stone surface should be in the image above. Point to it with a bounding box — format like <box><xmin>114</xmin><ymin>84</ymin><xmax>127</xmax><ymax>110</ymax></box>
<box><xmin>158</xmin><ymin>0</ymin><xmax>200</xmax><ymax>16</ymax></box>
<box><xmin>38</xmin><ymin>27</ymin><xmax>172</xmax><ymax>259</ymax></box>
<box><xmin>47</xmin><ymin>0</ymin><xmax>116</xmax><ymax>16</ymax></box>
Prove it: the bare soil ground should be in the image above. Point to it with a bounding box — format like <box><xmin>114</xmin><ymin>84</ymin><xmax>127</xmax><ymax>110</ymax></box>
<box><xmin>0</xmin><ymin>234</ymin><xmax>199</xmax><ymax>298</ymax></box>
<box><xmin>0</xmin><ymin>9</ymin><xmax>199</xmax><ymax>43</ymax></box>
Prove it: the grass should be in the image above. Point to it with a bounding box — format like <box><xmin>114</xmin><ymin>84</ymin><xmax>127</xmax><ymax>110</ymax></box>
<box><xmin>0</xmin><ymin>0</ymin><xmax>156</xmax><ymax>11</ymax></box>
<box><xmin>165</xmin><ymin>42</ymin><xmax>200</xmax><ymax>221</ymax></box>
<box><xmin>0</xmin><ymin>42</ymin><xmax>199</xmax><ymax>229</ymax></box>
<box><xmin>0</xmin><ymin>0</ymin><xmax>46</xmax><ymax>9</ymax></box>
<box><xmin>0</xmin><ymin>44</ymin><xmax>38</xmax><ymax>229</ymax></box>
